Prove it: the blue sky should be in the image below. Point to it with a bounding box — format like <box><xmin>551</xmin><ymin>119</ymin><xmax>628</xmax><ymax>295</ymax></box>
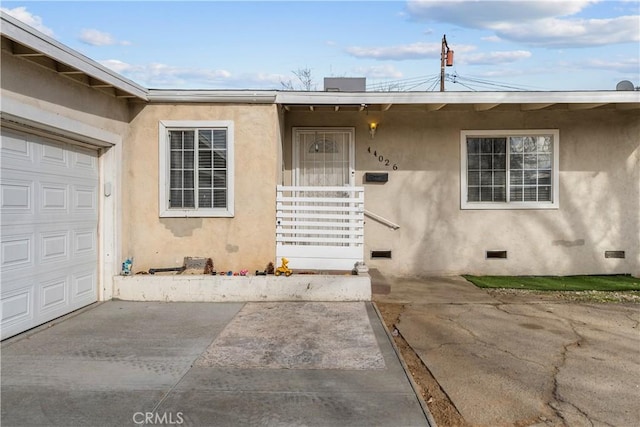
<box><xmin>2</xmin><ymin>1</ymin><xmax>639</xmax><ymax>91</ymax></box>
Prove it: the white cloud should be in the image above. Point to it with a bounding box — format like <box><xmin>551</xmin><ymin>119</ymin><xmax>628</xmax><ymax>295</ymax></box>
<box><xmin>462</xmin><ymin>50</ymin><xmax>532</xmax><ymax>65</ymax></box>
<box><xmin>352</xmin><ymin>64</ymin><xmax>404</xmax><ymax>79</ymax></box>
<box><xmin>346</xmin><ymin>41</ymin><xmax>475</xmax><ymax>60</ymax></box>
<box><xmin>99</xmin><ymin>59</ymin><xmax>284</xmax><ymax>89</ymax></box>
<box><xmin>0</xmin><ymin>6</ymin><xmax>54</xmax><ymax>36</ymax></box>
<box><xmin>574</xmin><ymin>57</ymin><xmax>640</xmax><ymax>74</ymax></box>
<box><xmin>481</xmin><ymin>35</ymin><xmax>502</xmax><ymax>42</ymax></box>
<box><xmin>492</xmin><ymin>15</ymin><xmax>640</xmax><ymax>47</ymax></box>
<box><xmin>405</xmin><ymin>0</ymin><xmax>639</xmax><ymax>48</ymax></box>
<box><xmin>80</xmin><ymin>29</ymin><xmax>130</xmax><ymax>46</ymax></box>
<box><xmin>406</xmin><ymin>0</ymin><xmax>596</xmax><ymax>26</ymax></box>
<box><xmin>99</xmin><ymin>59</ymin><xmax>137</xmax><ymax>74</ymax></box>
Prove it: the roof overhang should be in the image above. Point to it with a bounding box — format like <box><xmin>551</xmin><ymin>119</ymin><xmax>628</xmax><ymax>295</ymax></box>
<box><xmin>276</xmin><ymin>91</ymin><xmax>640</xmax><ymax>112</ymax></box>
<box><xmin>1</xmin><ymin>11</ymin><xmax>148</xmax><ymax>101</ymax></box>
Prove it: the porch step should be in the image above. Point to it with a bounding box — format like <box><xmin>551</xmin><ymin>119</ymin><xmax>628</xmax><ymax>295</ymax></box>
<box><xmin>369</xmin><ymin>268</ymin><xmax>391</xmax><ymax>295</ymax></box>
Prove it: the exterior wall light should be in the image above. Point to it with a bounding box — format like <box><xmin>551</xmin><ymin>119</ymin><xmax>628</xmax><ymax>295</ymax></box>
<box><xmin>369</xmin><ymin>122</ymin><xmax>378</xmax><ymax>139</ymax></box>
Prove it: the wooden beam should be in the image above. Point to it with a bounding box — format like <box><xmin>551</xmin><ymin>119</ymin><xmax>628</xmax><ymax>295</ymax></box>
<box><xmin>89</xmin><ymin>77</ymin><xmax>114</xmax><ymax>88</ymax></box>
<box><xmin>309</xmin><ymin>105</ymin><xmax>314</xmax><ymax>112</ymax></box>
<box><xmin>334</xmin><ymin>106</ymin><xmax>340</xmax><ymax>112</ymax></box>
<box><xmin>615</xmin><ymin>103</ymin><xmax>640</xmax><ymax>111</ymax></box>
<box><xmin>11</xmin><ymin>44</ymin><xmax>44</xmax><ymax>57</ymax></box>
<box><xmin>381</xmin><ymin>103</ymin><xmax>393</xmax><ymax>111</ymax></box>
<box><xmin>568</xmin><ymin>103</ymin><xmax>607</xmax><ymax>110</ymax></box>
<box><xmin>520</xmin><ymin>103</ymin><xmax>555</xmax><ymax>111</ymax></box>
<box><xmin>425</xmin><ymin>103</ymin><xmax>446</xmax><ymax>111</ymax></box>
<box><xmin>57</xmin><ymin>63</ymin><xmax>85</xmax><ymax>74</ymax></box>
<box><xmin>474</xmin><ymin>103</ymin><xmax>500</xmax><ymax>112</ymax></box>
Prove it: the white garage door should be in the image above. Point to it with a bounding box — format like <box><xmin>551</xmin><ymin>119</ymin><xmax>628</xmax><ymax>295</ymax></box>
<box><xmin>1</xmin><ymin>129</ymin><xmax>99</xmax><ymax>340</ymax></box>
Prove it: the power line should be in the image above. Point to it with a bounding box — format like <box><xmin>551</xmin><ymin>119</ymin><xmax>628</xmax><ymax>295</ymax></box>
<box><xmin>367</xmin><ymin>71</ymin><xmax>545</xmax><ymax>92</ymax></box>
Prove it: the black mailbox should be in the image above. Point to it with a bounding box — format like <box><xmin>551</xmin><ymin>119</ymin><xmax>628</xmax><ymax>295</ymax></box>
<box><xmin>365</xmin><ymin>173</ymin><xmax>388</xmax><ymax>183</ymax></box>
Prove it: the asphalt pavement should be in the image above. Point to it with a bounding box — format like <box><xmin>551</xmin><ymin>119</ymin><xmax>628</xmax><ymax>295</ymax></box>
<box><xmin>375</xmin><ymin>275</ymin><xmax>640</xmax><ymax>427</ymax></box>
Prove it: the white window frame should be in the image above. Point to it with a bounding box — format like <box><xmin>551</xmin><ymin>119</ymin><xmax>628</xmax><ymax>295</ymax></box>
<box><xmin>460</xmin><ymin>129</ymin><xmax>559</xmax><ymax>210</ymax></box>
<box><xmin>159</xmin><ymin>120</ymin><xmax>234</xmax><ymax>218</ymax></box>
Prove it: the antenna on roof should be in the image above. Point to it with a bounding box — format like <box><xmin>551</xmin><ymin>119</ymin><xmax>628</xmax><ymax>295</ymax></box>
<box><xmin>440</xmin><ymin>35</ymin><xmax>454</xmax><ymax>92</ymax></box>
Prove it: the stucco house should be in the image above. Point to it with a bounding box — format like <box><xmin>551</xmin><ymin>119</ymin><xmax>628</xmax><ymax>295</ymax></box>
<box><xmin>1</xmin><ymin>13</ymin><xmax>639</xmax><ymax>338</ymax></box>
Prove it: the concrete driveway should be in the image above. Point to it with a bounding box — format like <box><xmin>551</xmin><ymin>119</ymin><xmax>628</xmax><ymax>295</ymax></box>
<box><xmin>1</xmin><ymin>300</ymin><xmax>431</xmax><ymax>427</ymax></box>
<box><xmin>376</xmin><ymin>276</ymin><xmax>640</xmax><ymax>427</ymax></box>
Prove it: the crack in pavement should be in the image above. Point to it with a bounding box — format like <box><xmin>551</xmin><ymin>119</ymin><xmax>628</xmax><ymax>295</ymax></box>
<box><xmin>548</xmin><ymin>318</ymin><xmax>603</xmax><ymax>427</ymax></box>
<box><xmin>451</xmin><ymin>304</ymin><xmax>553</xmax><ymax>370</ymax></box>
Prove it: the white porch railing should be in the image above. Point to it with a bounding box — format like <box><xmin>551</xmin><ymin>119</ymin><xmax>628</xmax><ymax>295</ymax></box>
<box><xmin>276</xmin><ymin>185</ymin><xmax>365</xmax><ymax>271</ymax></box>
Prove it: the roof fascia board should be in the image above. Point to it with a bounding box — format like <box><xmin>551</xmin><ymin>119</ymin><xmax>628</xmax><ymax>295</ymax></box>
<box><xmin>1</xmin><ymin>12</ymin><xmax>148</xmax><ymax>100</ymax></box>
<box><xmin>276</xmin><ymin>91</ymin><xmax>640</xmax><ymax>106</ymax></box>
<box><xmin>147</xmin><ymin>90</ymin><xmax>277</xmax><ymax>103</ymax></box>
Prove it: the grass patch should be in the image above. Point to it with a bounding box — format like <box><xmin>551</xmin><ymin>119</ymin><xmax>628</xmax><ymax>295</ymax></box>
<box><xmin>463</xmin><ymin>275</ymin><xmax>640</xmax><ymax>291</ymax></box>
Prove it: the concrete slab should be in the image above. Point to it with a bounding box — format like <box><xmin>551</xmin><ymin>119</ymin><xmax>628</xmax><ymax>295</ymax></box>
<box><xmin>1</xmin><ymin>300</ymin><xmax>430</xmax><ymax>426</ymax></box>
<box><xmin>376</xmin><ymin>276</ymin><xmax>640</xmax><ymax>427</ymax></box>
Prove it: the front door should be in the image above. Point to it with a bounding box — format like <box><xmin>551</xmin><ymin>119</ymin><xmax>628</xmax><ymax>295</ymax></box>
<box><xmin>293</xmin><ymin>128</ymin><xmax>355</xmax><ymax>187</ymax></box>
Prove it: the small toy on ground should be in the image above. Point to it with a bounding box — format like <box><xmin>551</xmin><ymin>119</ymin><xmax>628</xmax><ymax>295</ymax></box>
<box><xmin>204</xmin><ymin>258</ymin><xmax>215</xmax><ymax>275</ymax></box>
<box><xmin>239</xmin><ymin>269</ymin><xmax>249</xmax><ymax>276</ymax></box>
<box><xmin>122</xmin><ymin>258</ymin><xmax>133</xmax><ymax>275</ymax></box>
<box><xmin>266</xmin><ymin>262</ymin><xmax>275</xmax><ymax>275</ymax></box>
<box><xmin>274</xmin><ymin>258</ymin><xmax>292</xmax><ymax>277</ymax></box>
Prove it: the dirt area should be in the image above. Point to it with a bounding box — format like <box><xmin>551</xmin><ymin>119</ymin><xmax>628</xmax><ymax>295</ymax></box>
<box><xmin>375</xmin><ymin>291</ymin><xmax>639</xmax><ymax>427</ymax></box>
<box><xmin>376</xmin><ymin>302</ymin><xmax>471</xmax><ymax>427</ymax></box>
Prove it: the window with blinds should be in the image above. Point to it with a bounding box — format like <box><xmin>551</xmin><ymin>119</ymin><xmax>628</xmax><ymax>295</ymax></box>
<box><xmin>461</xmin><ymin>130</ymin><xmax>558</xmax><ymax>209</ymax></box>
<box><xmin>169</xmin><ymin>129</ymin><xmax>228</xmax><ymax>209</ymax></box>
<box><xmin>159</xmin><ymin>121</ymin><xmax>234</xmax><ymax>217</ymax></box>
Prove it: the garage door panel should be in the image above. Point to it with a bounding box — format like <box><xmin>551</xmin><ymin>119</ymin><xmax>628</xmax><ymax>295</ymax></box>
<box><xmin>1</xmin><ymin>130</ymin><xmax>98</xmax><ymax>340</ymax></box>
<box><xmin>1</xmin><ymin>178</ymin><xmax>33</xmax><ymax>213</ymax></box>
<box><xmin>39</xmin><ymin>140</ymin><xmax>68</xmax><ymax>166</ymax></box>
<box><xmin>40</xmin><ymin>230</ymin><xmax>70</xmax><ymax>263</ymax></box>
<box><xmin>73</xmin><ymin>269</ymin><xmax>97</xmax><ymax>301</ymax></box>
<box><xmin>1</xmin><ymin>130</ymin><xmax>33</xmax><ymax>162</ymax></box>
<box><xmin>40</xmin><ymin>276</ymin><xmax>69</xmax><ymax>313</ymax></box>
<box><xmin>73</xmin><ymin>184</ymin><xmax>98</xmax><ymax>212</ymax></box>
<box><xmin>72</xmin><ymin>148</ymin><xmax>98</xmax><ymax>170</ymax></box>
<box><xmin>40</xmin><ymin>182</ymin><xmax>69</xmax><ymax>211</ymax></box>
<box><xmin>1</xmin><ymin>286</ymin><xmax>34</xmax><ymax>327</ymax></box>
<box><xmin>73</xmin><ymin>227</ymin><xmax>97</xmax><ymax>257</ymax></box>
<box><xmin>1</xmin><ymin>231</ymin><xmax>34</xmax><ymax>273</ymax></box>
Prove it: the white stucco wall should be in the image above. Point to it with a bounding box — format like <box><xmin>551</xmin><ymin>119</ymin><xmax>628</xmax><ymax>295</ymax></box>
<box><xmin>122</xmin><ymin>103</ymin><xmax>280</xmax><ymax>274</ymax></box>
<box><xmin>285</xmin><ymin>107</ymin><xmax>640</xmax><ymax>277</ymax></box>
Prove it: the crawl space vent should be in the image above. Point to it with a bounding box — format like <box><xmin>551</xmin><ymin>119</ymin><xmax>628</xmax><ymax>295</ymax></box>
<box><xmin>604</xmin><ymin>251</ymin><xmax>625</xmax><ymax>259</ymax></box>
<box><xmin>371</xmin><ymin>250</ymin><xmax>392</xmax><ymax>259</ymax></box>
<box><xmin>486</xmin><ymin>250</ymin><xmax>507</xmax><ymax>259</ymax></box>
